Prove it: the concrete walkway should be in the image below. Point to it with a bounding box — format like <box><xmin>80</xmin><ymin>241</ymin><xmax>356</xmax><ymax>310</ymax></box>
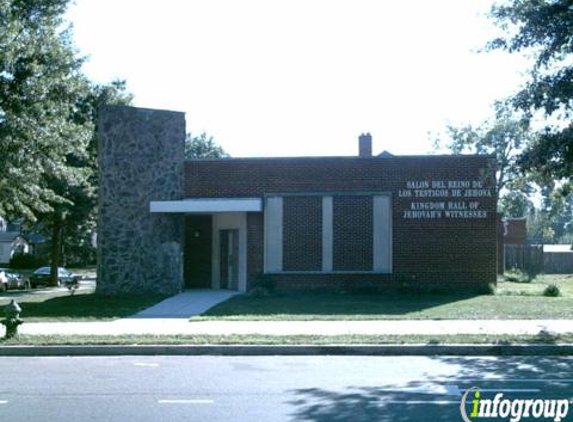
<box><xmin>18</xmin><ymin>319</ymin><xmax>573</xmax><ymax>337</ymax></box>
<box><xmin>131</xmin><ymin>289</ymin><xmax>238</xmax><ymax>319</ymax></box>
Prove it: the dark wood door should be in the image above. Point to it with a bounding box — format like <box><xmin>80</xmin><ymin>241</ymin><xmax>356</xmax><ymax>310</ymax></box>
<box><xmin>184</xmin><ymin>215</ymin><xmax>212</xmax><ymax>288</ymax></box>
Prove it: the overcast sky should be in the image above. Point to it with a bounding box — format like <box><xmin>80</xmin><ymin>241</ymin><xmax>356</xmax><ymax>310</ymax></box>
<box><xmin>66</xmin><ymin>0</ymin><xmax>529</xmax><ymax>157</ymax></box>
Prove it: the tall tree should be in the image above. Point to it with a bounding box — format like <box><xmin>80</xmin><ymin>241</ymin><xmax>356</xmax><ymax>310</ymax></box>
<box><xmin>488</xmin><ymin>0</ymin><xmax>573</xmax><ymax>187</ymax></box>
<box><xmin>185</xmin><ymin>132</ymin><xmax>229</xmax><ymax>159</ymax></box>
<box><xmin>0</xmin><ymin>0</ymin><xmax>88</xmax><ymax>221</ymax></box>
<box><xmin>0</xmin><ymin>0</ymin><xmax>133</xmax><ymax>280</ymax></box>
<box><xmin>434</xmin><ymin>108</ymin><xmax>537</xmax><ymax>216</ymax></box>
<box><xmin>39</xmin><ymin>80</ymin><xmax>132</xmax><ymax>283</ymax></box>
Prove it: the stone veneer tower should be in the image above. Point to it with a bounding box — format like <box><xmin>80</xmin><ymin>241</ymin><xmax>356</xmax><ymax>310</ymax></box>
<box><xmin>97</xmin><ymin>106</ymin><xmax>185</xmax><ymax>294</ymax></box>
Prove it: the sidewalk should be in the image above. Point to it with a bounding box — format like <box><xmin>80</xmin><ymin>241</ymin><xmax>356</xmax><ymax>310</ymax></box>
<box><xmin>130</xmin><ymin>289</ymin><xmax>238</xmax><ymax>318</ymax></box>
<box><xmin>18</xmin><ymin>319</ymin><xmax>573</xmax><ymax>336</ymax></box>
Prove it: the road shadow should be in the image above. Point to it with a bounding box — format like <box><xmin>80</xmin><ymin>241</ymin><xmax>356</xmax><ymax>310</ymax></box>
<box><xmin>286</xmin><ymin>355</ymin><xmax>573</xmax><ymax>421</ymax></box>
<box><xmin>287</xmin><ymin>385</ymin><xmax>460</xmax><ymax>422</ymax></box>
<box><xmin>435</xmin><ymin>355</ymin><xmax>573</xmax><ymax>385</ymax></box>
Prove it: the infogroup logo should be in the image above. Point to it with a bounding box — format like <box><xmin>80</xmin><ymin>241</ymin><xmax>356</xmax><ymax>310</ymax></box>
<box><xmin>460</xmin><ymin>387</ymin><xmax>570</xmax><ymax>422</ymax></box>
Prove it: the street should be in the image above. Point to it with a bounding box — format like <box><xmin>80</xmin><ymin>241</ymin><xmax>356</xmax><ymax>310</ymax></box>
<box><xmin>0</xmin><ymin>355</ymin><xmax>572</xmax><ymax>421</ymax></box>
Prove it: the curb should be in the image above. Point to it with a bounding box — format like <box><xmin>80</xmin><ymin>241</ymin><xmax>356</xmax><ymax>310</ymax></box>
<box><xmin>1</xmin><ymin>344</ymin><xmax>572</xmax><ymax>357</ymax></box>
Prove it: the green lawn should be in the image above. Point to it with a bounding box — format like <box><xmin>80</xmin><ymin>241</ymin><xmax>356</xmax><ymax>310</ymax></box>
<box><xmin>0</xmin><ymin>266</ymin><xmax>162</xmax><ymax>322</ymax></box>
<box><xmin>0</xmin><ymin>290</ymin><xmax>168</xmax><ymax>322</ymax></box>
<box><xmin>1</xmin><ymin>333</ymin><xmax>572</xmax><ymax>346</ymax></box>
<box><xmin>197</xmin><ymin>274</ymin><xmax>573</xmax><ymax>321</ymax></box>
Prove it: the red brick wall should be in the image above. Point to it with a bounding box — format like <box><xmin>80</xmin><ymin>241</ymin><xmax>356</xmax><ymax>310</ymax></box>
<box><xmin>333</xmin><ymin>195</ymin><xmax>373</xmax><ymax>271</ymax></box>
<box><xmin>505</xmin><ymin>219</ymin><xmax>527</xmax><ymax>245</ymax></box>
<box><xmin>283</xmin><ymin>196</ymin><xmax>322</xmax><ymax>271</ymax></box>
<box><xmin>186</xmin><ymin>155</ymin><xmax>497</xmax><ymax>291</ymax></box>
<box><xmin>247</xmin><ymin>212</ymin><xmax>264</xmax><ymax>285</ymax></box>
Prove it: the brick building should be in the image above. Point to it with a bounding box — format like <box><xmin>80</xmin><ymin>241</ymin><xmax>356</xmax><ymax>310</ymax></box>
<box><xmin>504</xmin><ymin>218</ymin><xmax>527</xmax><ymax>245</ymax></box>
<box><xmin>97</xmin><ymin>106</ymin><xmax>498</xmax><ymax>294</ymax></box>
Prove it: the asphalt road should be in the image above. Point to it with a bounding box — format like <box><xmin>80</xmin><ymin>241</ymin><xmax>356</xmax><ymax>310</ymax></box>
<box><xmin>0</xmin><ymin>355</ymin><xmax>572</xmax><ymax>421</ymax></box>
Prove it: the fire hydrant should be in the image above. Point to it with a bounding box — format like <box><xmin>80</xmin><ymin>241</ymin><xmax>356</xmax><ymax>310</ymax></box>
<box><xmin>1</xmin><ymin>300</ymin><xmax>23</xmax><ymax>339</ymax></box>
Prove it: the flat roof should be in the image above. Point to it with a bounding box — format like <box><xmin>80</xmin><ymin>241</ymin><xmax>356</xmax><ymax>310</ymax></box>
<box><xmin>150</xmin><ymin>198</ymin><xmax>263</xmax><ymax>213</ymax></box>
<box><xmin>184</xmin><ymin>153</ymin><xmax>494</xmax><ymax>163</ymax></box>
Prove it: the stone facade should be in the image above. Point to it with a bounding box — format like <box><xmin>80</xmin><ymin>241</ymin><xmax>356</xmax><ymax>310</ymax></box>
<box><xmin>97</xmin><ymin>106</ymin><xmax>185</xmax><ymax>294</ymax></box>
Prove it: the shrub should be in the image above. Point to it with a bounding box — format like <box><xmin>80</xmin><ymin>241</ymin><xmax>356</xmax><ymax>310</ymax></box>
<box><xmin>543</xmin><ymin>284</ymin><xmax>561</xmax><ymax>297</ymax></box>
<box><xmin>504</xmin><ymin>269</ymin><xmax>532</xmax><ymax>283</ymax></box>
<box><xmin>9</xmin><ymin>252</ymin><xmax>39</xmax><ymax>269</ymax></box>
<box><xmin>480</xmin><ymin>282</ymin><xmax>497</xmax><ymax>296</ymax></box>
<box><xmin>248</xmin><ymin>286</ymin><xmax>271</xmax><ymax>298</ymax></box>
<box><xmin>475</xmin><ymin>282</ymin><xmax>497</xmax><ymax>295</ymax></box>
<box><xmin>249</xmin><ymin>273</ymin><xmax>275</xmax><ymax>297</ymax></box>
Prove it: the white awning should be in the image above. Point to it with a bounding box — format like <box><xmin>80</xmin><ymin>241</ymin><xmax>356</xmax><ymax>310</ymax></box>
<box><xmin>150</xmin><ymin>198</ymin><xmax>262</xmax><ymax>213</ymax></box>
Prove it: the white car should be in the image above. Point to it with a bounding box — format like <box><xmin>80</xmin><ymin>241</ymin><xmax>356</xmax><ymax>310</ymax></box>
<box><xmin>0</xmin><ymin>270</ymin><xmax>8</xmax><ymax>292</ymax></box>
<box><xmin>0</xmin><ymin>268</ymin><xmax>29</xmax><ymax>291</ymax></box>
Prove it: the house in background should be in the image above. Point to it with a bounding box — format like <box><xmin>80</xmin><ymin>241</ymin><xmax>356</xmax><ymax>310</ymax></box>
<box><xmin>0</xmin><ymin>218</ymin><xmax>29</xmax><ymax>265</ymax></box>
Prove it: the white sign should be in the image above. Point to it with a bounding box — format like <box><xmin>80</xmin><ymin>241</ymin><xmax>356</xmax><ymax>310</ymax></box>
<box><xmin>400</xmin><ymin>180</ymin><xmax>492</xmax><ymax>219</ymax></box>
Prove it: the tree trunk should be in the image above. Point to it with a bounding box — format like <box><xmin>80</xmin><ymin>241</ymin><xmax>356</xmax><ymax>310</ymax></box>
<box><xmin>50</xmin><ymin>215</ymin><xmax>63</xmax><ymax>287</ymax></box>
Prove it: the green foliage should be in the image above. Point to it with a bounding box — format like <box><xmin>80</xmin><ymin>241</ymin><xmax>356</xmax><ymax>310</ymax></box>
<box><xmin>9</xmin><ymin>252</ymin><xmax>41</xmax><ymax>269</ymax></box>
<box><xmin>557</xmin><ymin>233</ymin><xmax>573</xmax><ymax>246</ymax></box>
<box><xmin>0</xmin><ymin>0</ymin><xmax>133</xmax><ymax>273</ymax></box>
<box><xmin>0</xmin><ymin>0</ymin><xmax>91</xmax><ymax>221</ymax></box>
<box><xmin>504</xmin><ymin>269</ymin><xmax>532</xmax><ymax>283</ymax></box>
<box><xmin>480</xmin><ymin>283</ymin><xmax>497</xmax><ymax>296</ymax></box>
<box><xmin>527</xmin><ymin>207</ymin><xmax>556</xmax><ymax>243</ymax></box>
<box><xmin>249</xmin><ymin>273</ymin><xmax>275</xmax><ymax>297</ymax></box>
<box><xmin>525</xmin><ymin>183</ymin><xmax>573</xmax><ymax>244</ymax></box>
<box><xmin>62</xmin><ymin>235</ymin><xmax>96</xmax><ymax>267</ymax></box>
<box><xmin>435</xmin><ymin>111</ymin><xmax>532</xmax><ymax>192</ymax></box>
<box><xmin>434</xmin><ymin>106</ymin><xmax>537</xmax><ymax>214</ymax></box>
<box><xmin>543</xmin><ymin>284</ymin><xmax>561</xmax><ymax>297</ymax></box>
<box><xmin>488</xmin><ymin>0</ymin><xmax>573</xmax><ymax>183</ymax></box>
<box><xmin>28</xmin><ymin>79</ymin><xmax>132</xmax><ymax>276</ymax></box>
<box><xmin>185</xmin><ymin>132</ymin><xmax>229</xmax><ymax>159</ymax></box>
<box><xmin>499</xmin><ymin>191</ymin><xmax>534</xmax><ymax>218</ymax></box>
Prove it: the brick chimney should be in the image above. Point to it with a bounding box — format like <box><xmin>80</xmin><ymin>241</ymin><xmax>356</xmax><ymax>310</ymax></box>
<box><xmin>358</xmin><ymin>133</ymin><xmax>372</xmax><ymax>157</ymax></box>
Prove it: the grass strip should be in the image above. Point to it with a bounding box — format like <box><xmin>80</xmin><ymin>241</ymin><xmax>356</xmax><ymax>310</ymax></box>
<box><xmin>1</xmin><ymin>333</ymin><xmax>573</xmax><ymax>346</ymax></box>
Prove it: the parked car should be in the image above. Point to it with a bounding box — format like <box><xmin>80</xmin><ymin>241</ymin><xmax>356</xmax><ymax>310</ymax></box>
<box><xmin>29</xmin><ymin>267</ymin><xmax>81</xmax><ymax>288</ymax></box>
<box><xmin>0</xmin><ymin>268</ymin><xmax>29</xmax><ymax>291</ymax></box>
<box><xmin>0</xmin><ymin>270</ymin><xmax>7</xmax><ymax>292</ymax></box>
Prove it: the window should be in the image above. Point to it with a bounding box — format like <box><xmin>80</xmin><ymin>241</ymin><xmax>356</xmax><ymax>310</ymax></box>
<box><xmin>264</xmin><ymin>193</ymin><xmax>392</xmax><ymax>273</ymax></box>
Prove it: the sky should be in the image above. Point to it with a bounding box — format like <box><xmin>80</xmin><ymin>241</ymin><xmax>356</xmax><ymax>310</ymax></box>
<box><xmin>65</xmin><ymin>0</ymin><xmax>529</xmax><ymax>157</ymax></box>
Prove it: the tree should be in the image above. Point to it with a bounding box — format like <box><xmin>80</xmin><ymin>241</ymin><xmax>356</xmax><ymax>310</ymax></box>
<box><xmin>185</xmin><ymin>132</ymin><xmax>229</xmax><ymax>159</ymax></box>
<box><xmin>0</xmin><ymin>0</ymin><xmax>88</xmax><ymax>221</ymax></box>
<box><xmin>37</xmin><ymin>80</ymin><xmax>132</xmax><ymax>283</ymax></box>
<box><xmin>499</xmin><ymin>190</ymin><xmax>535</xmax><ymax>218</ymax></box>
<box><xmin>0</xmin><ymin>0</ymin><xmax>133</xmax><ymax>281</ymax></box>
<box><xmin>554</xmin><ymin>194</ymin><xmax>573</xmax><ymax>243</ymax></box>
<box><xmin>434</xmin><ymin>108</ymin><xmax>537</xmax><ymax>216</ymax></box>
<box><xmin>488</xmin><ymin>0</ymin><xmax>573</xmax><ymax>186</ymax></box>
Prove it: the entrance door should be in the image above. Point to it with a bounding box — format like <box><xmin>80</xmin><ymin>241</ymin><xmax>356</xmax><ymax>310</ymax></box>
<box><xmin>220</xmin><ymin>229</ymin><xmax>239</xmax><ymax>290</ymax></box>
<box><xmin>184</xmin><ymin>215</ymin><xmax>212</xmax><ymax>288</ymax></box>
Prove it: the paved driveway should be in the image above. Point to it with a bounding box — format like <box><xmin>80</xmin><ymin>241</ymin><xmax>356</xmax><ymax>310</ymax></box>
<box><xmin>130</xmin><ymin>289</ymin><xmax>238</xmax><ymax>319</ymax></box>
